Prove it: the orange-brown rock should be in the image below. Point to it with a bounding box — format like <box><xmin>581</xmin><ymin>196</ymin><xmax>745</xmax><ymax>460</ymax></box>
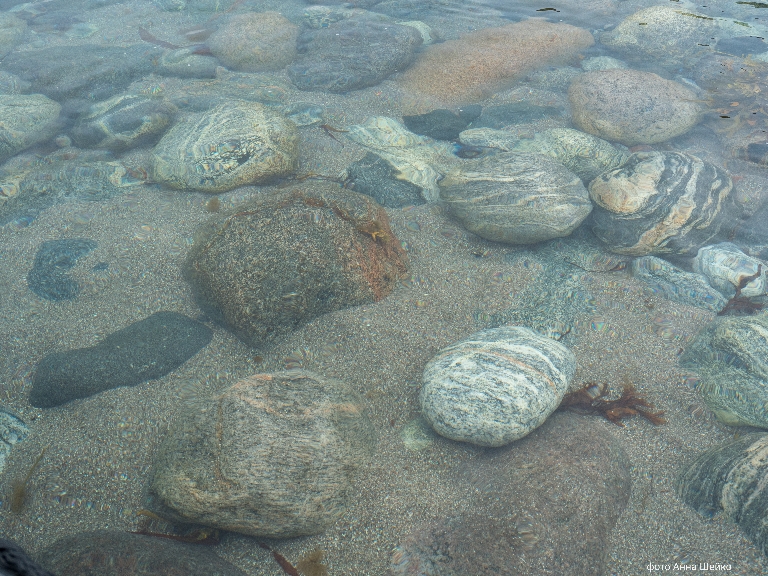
<box><xmin>398</xmin><ymin>20</ymin><xmax>593</xmax><ymax>105</ymax></box>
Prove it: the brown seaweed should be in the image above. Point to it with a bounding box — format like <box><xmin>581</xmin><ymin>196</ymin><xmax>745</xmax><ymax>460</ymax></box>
<box><xmin>717</xmin><ymin>264</ymin><xmax>765</xmax><ymax>316</ymax></box>
<box><xmin>258</xmin><ymin>542</ymin><xmax>300</xmax><ymax>576</ymax></box>
<box><xmin>559</xmin><ymin>382</ymin><xmax>667</xmax><ymax>427</ymax></box>
<box><xmin>9</xmin><ymin>445</ymin><xmax>47</xmax><ymax>514</ymax></box>
<box><xmin>296</xmin><ymin>549</ymin><xmax>328</xmax><ymax>576</ymax></box>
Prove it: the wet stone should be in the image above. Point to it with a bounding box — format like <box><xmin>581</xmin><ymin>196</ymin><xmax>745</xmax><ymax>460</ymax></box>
<box><xmin>29</xmin><ymin>311</ymin><xmax>213</xmax><ymax>408</ymax></box>
<box><xmin>27</xmin><ymin>238</ymin><xmax>97</xmax><ymax>302</ymax></box>
<box><xmin>630</xmin><ymin>256</ymin><xmax>728</xmax><ymax>313</ymax></box>
<box><xmin>0</xmin><ymin>538</ymin><xmax>56</xmax><ymax>576</ymax></box>
<box><xmin>0</xmin><ymin>409</ymin><xmax>28</xmax><ymax>476</ymax></box>
<box><xmin>71</xmin><ymin>94</ymin><xmax>178</xmax><ymax>151</ymax></box>
<box><xmin>467</xmin><ymin>101</ymin><xmax>562</xmax><ymax>130</ymax></box>
<box><xmin>677</xmin><ymin>433</ymin><xmax>768</xmax><ymax>556</ymax></box>
<box><xmin>344</xmin><ymin>152</ymin><xmax>426</xmax><ymax>208</ymax></box>
<box><xmin>0</xmin><ymin>94</ymin><xmax>61</xmax><ymax>164</ymax></box>
<box><xmin>158</xmin><ymin>47</ymin><xmax>218</xmax><ymax>79</ymax></box>
<box><xmin>183</xmin><ymin>184</ymin><xmax>408</xmax><ymax>348</ymax></box>
<box><xmin>287</xmin><ymin>16</ymin><xmax>422</xmax><ymax>93</ymax></box>
<box><xmin>39</xmin><ymin>530</ymin><xmax>248</xmax><ymax>576</ymax></box>
<box><xmin>401</xmin><ymin>106</ymin><xmax>481</xmax><ymax>141</ymax></box>
<box><xmin>693</xmin><ymin>242</ymin><xmax>768</xmax><ymax>300</ymax></box>
<box><xmin>420</xmin><ymin>326</ymin><xmax>576</xmax><ymax>446</ymax></box>
<box><xmin>680</xmin><ymin>311</ymin><xmax>768</xmax><ymax>428</ymax></box>
<box><xmin>150</xmin><ymin>370</ymin><xmax>376</xmax><ymax>537</ymax></box>
<box><xmin>390</xmin><ymin>412</ymin><xmax>631</xmax><ymax>575</ymax></box>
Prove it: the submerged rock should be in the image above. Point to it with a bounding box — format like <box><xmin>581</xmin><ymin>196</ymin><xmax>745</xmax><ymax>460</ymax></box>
<box><xmin>288</xmin><ymin>16</ymin><xmax>422</xmax><ymax>93</ymax></box>
<box><xmin>693</xmin><ymin>242</ymin><xmax>768</xmax><ymax>300</ymax></box>
<box><xmin>0</xmin><ymin>538</ymin><xmax>55</xmax><ymax>576</ymax></box>
<box><xmin>150</xmin><ymin>370</ymin><xmax>376</xmax><ymax>537</ymax></box>
<box><xmin>183</xmin><ymin>184</ymin><xmax>408</xmax><ymax>348</ymax></box>
<box><xmin>440</xmin><ymin>152</ymin><xmax>592</xmax><ymax>244</ymax></box>
<box><xmin>39</xmin><ymin>530</ymin><xmax>248</xmax><ymax>576</ymax></box>
<box><xmin>29</xmin><ymin>312</ymin><xmax>213</xmax><ymax>408</ymax></box>
<box><xmin>420</xmin><ymin>326</ymin><xmax>576</xmax><ymax>446</ymax></box>
<box><xmin>27</xmin><ymin>238</ymin><xmax>97</xmax><ymax>301</ymax></box>
<box><xmin>0</xmin><ymin>94</ymin><xmax>60</xmax><ymax>163</ymax></box>
<box><xmin>390</xmin><ymin>412</ymin><xmax>631</xmax><ymax>575</ymax></box>
<box><xmin>0</xmin><ymin>410</ymin><xmax>28</xmax><ymax>476</ymax></box>
<box><xmin>152</xmin><ymin>101</ymin><xmax>298</xmax><ymax>193</ymax></box>
<box><xmin>677</xmin><ymin>433</ymin><xmax>768</xmax><ymax>556</ymax></box>
<box><xmin>568</xmin><ymin>69</ymin><xmax>702</xmax><ymax>146</ymax></box>
<box><xmin>589</xmin><ymin>152</ymin><xmax>737</xmax><ymax>255</ymax></box>
<box><xmin>680</xmin><ymin>311</ymin><xmax>768</xmax><ymax>428</ymax></box>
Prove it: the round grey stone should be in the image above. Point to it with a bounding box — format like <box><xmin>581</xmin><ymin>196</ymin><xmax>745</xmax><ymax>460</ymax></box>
<box><xmin>420</xmin><ymin>326</ymin><xmax>576</xmax><ymax>447</ymax></box>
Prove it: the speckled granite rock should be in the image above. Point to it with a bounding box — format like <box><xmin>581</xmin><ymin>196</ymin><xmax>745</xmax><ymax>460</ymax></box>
<box><xmin>150</xmin><ymin>370</ymin><xmax>376</xmax><ymax>537</ymax></box>
<box><xmin>511</xmin><ymin>128</ymin><xmax>629</xmax><ymax>184</ymax></box>
<box><xmin>29</xmin><ymin>312</ymin><xmax>213</xmax><ymax>408</ymax></box>
<box><xmin>693</xmin><ymin>242</ymin><xmax>768</xmax><ymax>300</ymax></box>
<box><xmin>631</xmin><ymin>256</ymin><xmax>728</xmax><ymax>313</ymax></box>
<box><xmin>420</xmin><ymin>326</ymin><xmax>576</xmax><ymax>447</ymax></box>
<box><xmin>677</xmin><ymin>433</ymin><xmax>768</xmax><ymax>556</ymax></box>
<box><xmin>439</xmin><ymin>152</ymin><xmax>592</xmax><ymax>244</ymax></box>
<box><xmin>0</xmin><ymin>94</ymin><xmax>60</xmax><ymax>163</ymax></box>
<box><xmin>71</xmin><ymin>94</ymin><xmax>177</xmax><ymax>151</ymax></box>
<box><xmin>568</xmin><ymin>69</ymin><xmax>702</xmax><ymax>146</ymax></box>
<box><xmin>39</xmin><ymin>530</ymin><xmax>248</xmax><ymax>576</ymax></box>
<box><xmin>589</xmin><ymin>152</ymin><xmax>737</xmax><ymax>256</ymax></box>
<box><xmin>390</xmin><ymin>412</ymin><xmax>631</xmax><ymax>575</ymax></box>
<box><xmin>207</xmin><ymin>12</ymin><xmax>298</xmax><ymax>72</ymax></box>
<box><xmin>679</xmin><ymin>311</ymin><xmax>768</xmax><ymax>428</ymax></box>
<box><xmin>288</xmin><ymin>16</ymin><xmax>422</xmax><ymax>93</ymax></box>
<box><xmin>1</xmin><ymin>538</ymin><xmax>55</xmax><ymax>576</ymax></box>
<box><xmin>183</xmin><ymin>184</ymin><xmax>408</xmax><ymax>348</ymax></box>
<box><xmin>152</xmin><ymin>101</ymin><xmax>298</xmax><ymax>193</ymax></box>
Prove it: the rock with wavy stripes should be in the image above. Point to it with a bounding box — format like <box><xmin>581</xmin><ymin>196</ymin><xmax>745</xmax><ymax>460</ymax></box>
<box><xmin>589</xmin><ymin>151</ymin><xmax>737</xmax><ymax>255</ymax></box>
<box><xmin>420</xmin><ymin>326</ymin><xmax>576</xmax><ymax>447</ymax></box>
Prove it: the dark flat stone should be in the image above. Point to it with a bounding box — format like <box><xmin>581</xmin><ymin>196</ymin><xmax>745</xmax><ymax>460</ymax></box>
<box><xmin>29</xmin><ymin>312</ymin><xmax>212</xmax><ymax>408</ymax></box>
<box><xmin>0</xmin><ymin>538</ymin><xmax>56</xmax><ymax>576</ymax></box>
<box><xmin>27</xmin><ymin>238</ymin><xmax>97</xmax><ymax>301</ymax></box>
<box><xmin>402</xmin><ymin>106</ymin><xmax>481</xmax><ymax>141</ymax></box>
<box><xmin>344</xmin><ymin>152</ymin><xmax>425</xmax><ymax>208</ymax></box>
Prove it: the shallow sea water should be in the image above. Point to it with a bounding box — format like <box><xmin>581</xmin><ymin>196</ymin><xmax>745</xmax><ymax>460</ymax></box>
<box><xmin>0</xmin><ymin>0</ymin><xmax>768</xmax><ymax>574</ymax></box>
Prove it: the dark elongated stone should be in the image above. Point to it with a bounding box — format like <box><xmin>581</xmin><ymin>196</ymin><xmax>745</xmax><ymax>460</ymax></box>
<box><xmin>29</xmin><ymin>312</ymin><xmax>212</xmax><ymax>408</ymax></box>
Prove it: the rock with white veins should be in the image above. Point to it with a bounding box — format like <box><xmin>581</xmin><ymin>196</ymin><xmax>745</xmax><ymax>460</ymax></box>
<box><xmin>420</xmin><ymin>326</ymin><xmax>576</xmax><ymax>447</ymax></box>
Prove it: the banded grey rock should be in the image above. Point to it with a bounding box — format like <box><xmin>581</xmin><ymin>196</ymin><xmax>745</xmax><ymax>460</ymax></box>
<box><xmin>440</xmin><ymin>152</ymin><xmax>592</xmax><ymax>244</ymax></box>
<box><xmin>693</xmin><ymin>242</ymin><xmax>768</xmax><ymax>300</ymax></box>
<box><xmin>511</xmin><ymin>128</ymin><xmax>629</xmax><ymax>184</ymax></box>
<box><xmin>420</xmin><ymin>326</ymin><xmax>576</xmax><ymax>447</ymax></box>
<box><xmin>150</xmin><ymin>370</ymin><xmax>376</xmax><ymax>537</ymax></box>
<box><xmin>589</xmin><ymin>152</ymin><xmax>737</xmax><ymax>256</ymax></box>
<box><xmin>677</xmin><ymin>433</ymin><xmax>768</xmax><ymax>555</ymax></box>
<box><xmin>679</xmin><ymin>311</ymin><xmax>768</xmax><ymax>428</ymax></box>
<box><xmin>152</xmin><ymin>101</ymin><xmax>298</xmax><ymax>193</ymax></box>
<box><xmin>71</xmin><ymin>94</ymin><xmax>177</xmax><ymax>151</ymax></box>
<box><xmin>631</xmin><ymin>256</ymin><xmax>728</xmax><ymax>313</ymax></box>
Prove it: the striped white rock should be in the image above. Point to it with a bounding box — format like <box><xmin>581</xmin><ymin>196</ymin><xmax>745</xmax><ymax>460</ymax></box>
<box><xmin>420</xmin><ymin>326</ymin><xmax>576</xmax><ymax>447</ymax></box>
<box><xmin>693</xmin><ymin>242</ymin><xmax>768</xmax><ymax>299</ymax></box>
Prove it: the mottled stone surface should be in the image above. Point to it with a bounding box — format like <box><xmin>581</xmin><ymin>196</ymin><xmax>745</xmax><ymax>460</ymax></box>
<box><xmin>680</xmin><ymin>311</ymin><xmax>768</xmax><ymax>428</ymax></box>
<box><xmin>27</xmin><ymin>238</ymin><xmax>97</xmax><ymax>301</ymax></box>
<box><xmin>0</xmin><ymin>94</ymin><xmax>60</xmax><ymax>163</ymax></box>
<box><xmin>39</xmin><ymin>530</ymin><xmax>248</xmax><ymax>576</ymax></box>
<box><xmin>0</xmin><ymin>409</ymin><xmax>27</xmax><ymax>475</ymax></box>
<box><xmin>152</xmin><ymin>101</ymin><xmax>298</xmax><ymax>193</ymax></box>
<box><xmin>677</xmin><ymin>433</ymin><xmax>768</xmax><ymax>555</ymax></box>
<box><xmin>207</xmin><ymin>12</ymin><xmax>298</xmax><ymax>72</ymax></box>
<box><xmin>511</xmin><ymin>128</ymin><xmax>629</xmax><ymax>184</ymax></box>
<box><xmin>693</xmin><ymin>242</ymin><xmax>768</xmax><ymax>300</ymax></box>
<box><xmin>183</xmin><ymin>184</ymin><xmax>408</xmax><ymax>348</ymax></box>
<box><xmin>344</xmin><ymin>152</ymin><xmax>425</xmax><ymax>208</ymax></box>
<box><xmin>390</xmin><ymin>412</ymin><xmax>631</xmax><ymax>575</ymax></box>
<box><xmin>288</xmin><ymin>17</ymin><xmax>422</xmax><ymax>93</ymax></box>
<box><xmin>420</xmin><ymin>326</ymin><xmax>576</xmax><ymax>446</ymax></box>
<box><xmin>71</xmin><ymin>94</ymin><xmax>177</xmax><ymax>151</ymax></box>
<box><xmin>0</xmin><ymin>13</ymin><xmax>26</xmax><ymax>59</ymax></box>
<box><xmin>589</xmin><ymin>152</ymin><xmax>737</xmax><ymax>255</ymax></box>
<box><xmin>30</xmin><ymin>312</ymin><xmax>213</xmax><ymax>408</ymax></box>
<box><xmin>569</xmin><ymin>69</ymin><xmax>702</xmax><ymax>146</ymax></box>
<box><xmin>440</xmin><ymin>152</ymin><xmax>592</xmax><ymax>244</ymax></box>
<box><xmin>398</xmin><ymin>20</ymin><xmax>593</xmax><ymax>104</ymax></box>
<box><xmin>0</xmin><ymin>538</ymin><xmax>55</xmax><ymax>576</ymax></box>
<box><xmin>631</xmin><ymin>256</ymin><xmax>727</xmax><ymax>313</ymax></box>
<box><xmin>150</xmin><ymin>370</ymin><xmax>376</xmax><ymax>537</ymax></box>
